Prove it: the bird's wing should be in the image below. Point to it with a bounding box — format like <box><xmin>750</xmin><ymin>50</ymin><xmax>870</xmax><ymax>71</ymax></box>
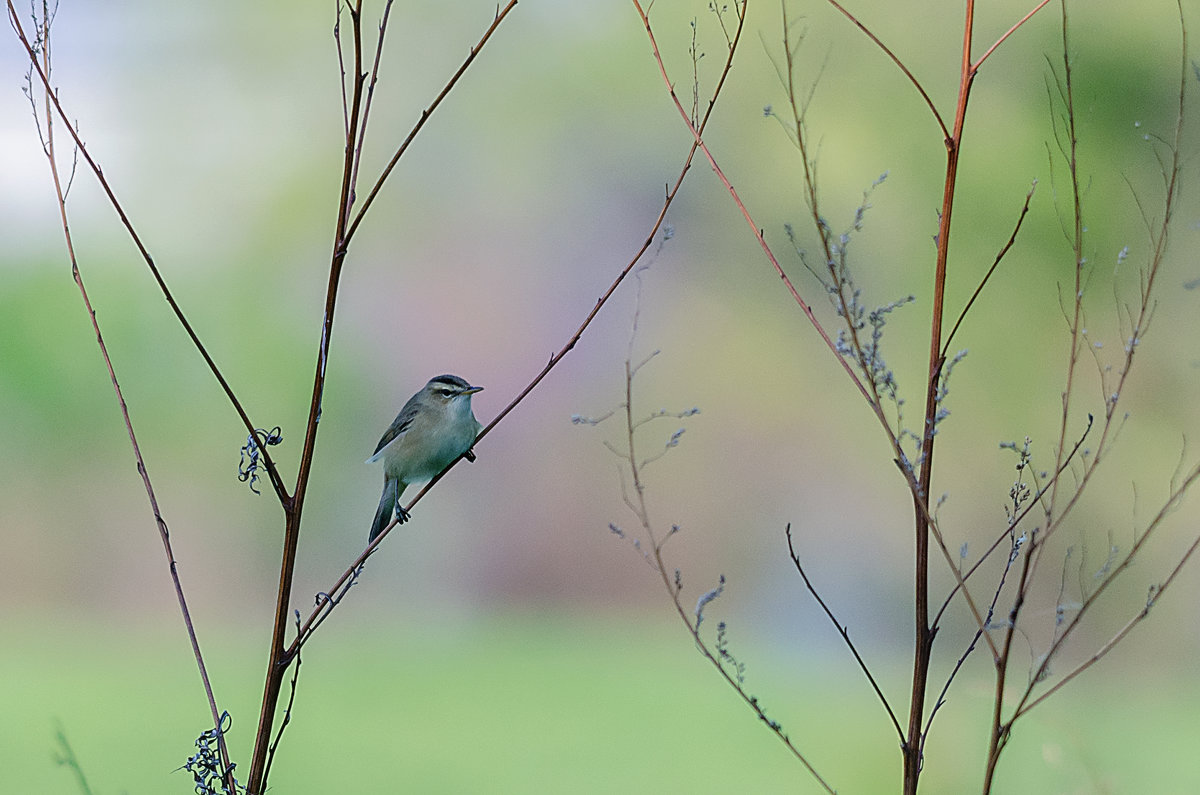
<box><xmin>367</xmin><ymin>394</ymin><xmax>422</xmax><ymax>461</ymax></box>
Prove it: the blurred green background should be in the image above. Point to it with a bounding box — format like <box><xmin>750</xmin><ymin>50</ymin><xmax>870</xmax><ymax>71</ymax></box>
<box><xmin>3</xmin><ymin>0</ymin><xmax>1199</xmax><ymax>792</ymax></box>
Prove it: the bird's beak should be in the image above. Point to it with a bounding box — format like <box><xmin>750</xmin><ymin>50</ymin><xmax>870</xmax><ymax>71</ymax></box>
<box><xmin>463</xmin><ymin>385</ymin><xmax>483</xmax><ymax>395</ymax></box>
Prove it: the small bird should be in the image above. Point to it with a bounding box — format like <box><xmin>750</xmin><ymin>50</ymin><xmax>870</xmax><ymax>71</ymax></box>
<box><xmin>367</xmin><ymin>374</ymin><xmax>483</xmax><ymax>543</ymax></box>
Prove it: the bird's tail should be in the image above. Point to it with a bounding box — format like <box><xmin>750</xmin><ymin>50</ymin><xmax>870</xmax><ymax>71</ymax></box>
<box><xmin>369</xmin><ymin>477</ymin><xmax>400</xmax><ymax>543</ymax></box>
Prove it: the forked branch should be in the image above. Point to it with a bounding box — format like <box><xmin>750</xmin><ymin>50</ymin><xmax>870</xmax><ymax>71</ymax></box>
<box><xmin>247</xmin><ymin>3</ymin><xmax>518</xmax><ymax>791</ymax></box>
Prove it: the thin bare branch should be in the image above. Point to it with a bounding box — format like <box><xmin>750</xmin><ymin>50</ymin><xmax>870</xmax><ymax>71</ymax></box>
<box><xmin>942</xmin><ymin>181</ymin><xmax>1037</xmax><ymax>356</ymax></box>
<box><xmin>346</xmin><ymin>0</ymin><xmax>396</xmax><ymax>211</ymax></box>
<box><xmin>972</xmin><ymin>0</ymin><xmax>1053</xmax><ymax>71</ymax></box>
<box><xmin>823</xmin><ymin>0</ymin><xmax>949</xmax><ymax>140</ymax></box>
<box><xmin>262</xmin><ymin>614</ymin><xmax>304</xmax><ymax>786</ymax></box>
<box><xmin>8</xmin><ymin>0</ymin><xmax>287</xmax><ymax>505</ymax></box>
<box><xmin>787</xmin><ymin>524</ymin><xmax>904</xmax><ymax>741</ymax></box>
<box><xmin>1043</xmin><ymin>0</ymin><xmax>1086</xmax><ymax>539</ymax></box>
<box><xmin>344</xmin><ymin>0</ymin><xmax>519</xmax><ymax>245</ymax></box>
<box><xmin>1018</xmin><ymin>515</ymin><xmax>1200</xmax><ymax>719</ymax></box>
<box><xmin>932</xmin><ymin>415</ymin><xmax>1094</xmax><ymax>632</ymax></box>
<box><xmin>335</xmin><ymin>2</ymin><xmax>350</xmax><ymax>140</ymax></box>
<box><xmin>12</xmin><ymin>0</ymin><xmax>236</xmax><ymax>787</ymax></box>
<box><xmin>601</xmin><ymin>202</ymin><xmax>836</xmax><ymax>791</ymax></box>
<box><xmin>923</xmin><ymin>525</ymin><xmax>1023</xmax><ymax>753</ymax></box>
<box><xmin>1015</xmin><ymin>451</ymin><xmax>1200</xmax><ymax>719</ymax></box>
<box><xmin>984</xmin><ymin>2</ymin><xmax>1191</xmax><ymax>787</ymax></box>
<box><xmin>639</xmin><ymin>0</ymin><xmax>878</xmax><ymax>418</ymax></box>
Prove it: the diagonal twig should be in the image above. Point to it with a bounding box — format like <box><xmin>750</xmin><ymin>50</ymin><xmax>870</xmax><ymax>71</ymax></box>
<box><xmin>289</xmin><ymin>0</ymin><xmax>746</xmax><ymax>658</ymax></box>
<box><xmin>8</xmin><ymin>0</ymin><xmax>287</xmax><ymax>505</ymax></box>
<box><xmin>12</xmin><ymin>1</ymin><xmax>236</xmax><ymax>788</ymax></box>
<box><xmin>972</xmin><ymin>0</ymin><xmax>1054</xmax><ymax>72</ymax></box>
<box><xmin>787</xmin><ymin>524</ymin><xmax>905</xmax><ymax>741</ymax></box>
<box><xmin>941</xmin><ymin>181</ymin><xmax>1037</xmax><ymax>356</ymax></box>
<box><xmin>823</xmin><ymin>0</ymin><xmax>949</xmax><ymax>139</ymax></box>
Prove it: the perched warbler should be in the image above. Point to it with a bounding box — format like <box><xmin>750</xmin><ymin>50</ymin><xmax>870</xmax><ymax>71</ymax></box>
<box><xmin>367</xmin><ymin>374</ymin><xmax>482</xmax><ymax>542</ymax></box>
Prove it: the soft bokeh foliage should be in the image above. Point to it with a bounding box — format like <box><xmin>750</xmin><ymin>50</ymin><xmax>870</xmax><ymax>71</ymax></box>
<box><xmin>2</xmin><ymin>0</ymin><xmax>1198</xmax><ymax>791</ymax></box>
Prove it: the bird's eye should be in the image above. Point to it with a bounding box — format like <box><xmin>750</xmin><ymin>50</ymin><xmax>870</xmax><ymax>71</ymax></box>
<box><xmin>436</xmin><ymin>389</ymin><xmax>453</xmax><ymax>398</ymax></box>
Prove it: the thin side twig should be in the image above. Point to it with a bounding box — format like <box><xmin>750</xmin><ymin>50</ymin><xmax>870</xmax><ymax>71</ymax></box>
<box><xmin>787</xmin><ymin>524</ymin><xmax>904</xmax><ymax>741</ymax></box>
<box><xmin>972</xmin><ymin>0</ymin><xmax>1054</xmax><ymax>71</ymax></box>
<box><xmin>344</xmin><ymin>1</ymin><xmax>520</xmax><ymax>245</ymax></box>
<box><xmin>638</xmin><ymin>0</ymin><xmax>877</xmax><ymax>422</ymax></box>
<box><xmin>612</xmin><ymin>326</ymin><xmax>837</xmax><ymax>793</ymax></box>
<box><xmin>941</xmin><ymin>181</ymin><xmax>1037</xmax><ymax>355</ymax></box>
<box><xmin>930</xmin><ymin>415</ymin><xmax>1093</xmax><ymax>632</ymax></box>
<box><xmin>823</xmin><ymin>0</ymin><xmax>948</xmax><ymax>139</ymax></box>
<box><xmin>346</xmin><ymin>0</ymin><xmax>397</xmax><ymax>214</ymax></box>
<box><xmin>262</xmin><ymin>613</ymin><xmax>304</xmax><ymax>786</ymax></box>
<box><xmin>1015</xmin><ymin>461</ymin><xmax>1200</xmax><ymax>719</ymax></box>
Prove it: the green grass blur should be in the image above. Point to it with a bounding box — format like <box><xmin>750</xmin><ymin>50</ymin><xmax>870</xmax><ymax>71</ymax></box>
<box><xmin>4</xmin><ymin>611</ymin><xmax>1200</xmax><ymax>794</ymax></box>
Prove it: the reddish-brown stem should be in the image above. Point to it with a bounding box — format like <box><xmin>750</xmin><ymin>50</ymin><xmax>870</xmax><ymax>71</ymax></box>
<box><xmin>642</xmin><ymin>5</ymin><xmax>1045</xmax><ymax>788</ymax></box>
<box><xmin>247</xmin><ymin>2</ymin><xmax>521</xmax><ymax>789</ymax></box>
<box><xmin>786</xmin><ymin>1</ymin><xmax>996</xmax><ymax>663</ymax></box>
<box><xmin>245</xmin><ymin>0</ymin><xmax>360</xmax><ymax>766</ymax></box>
<box><xmin>247</xmin><ymin>0</ymin><xmax>361</xmax><ymax>785</ymax></box>
<box><xmin>903</xmin><ymin>1</ymin><xmax>980</xmax><ymax>790</ymax></box>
